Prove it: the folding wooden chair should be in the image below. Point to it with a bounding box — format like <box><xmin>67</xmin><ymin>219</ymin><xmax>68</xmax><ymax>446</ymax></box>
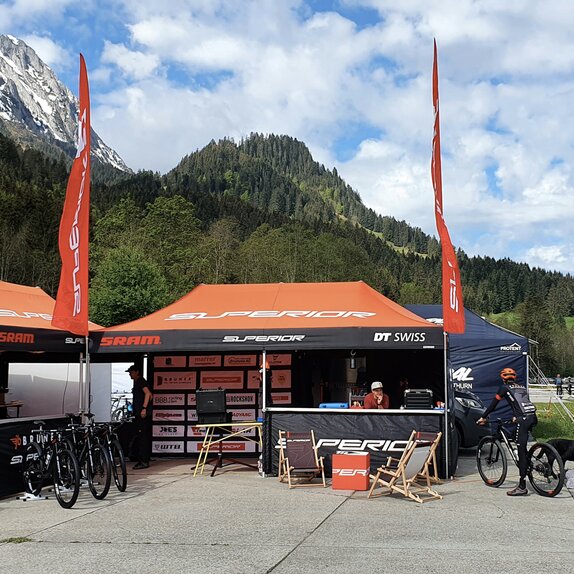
<box><xmin>368</xmin><ymin>430</ymin><xmax>442</xmax><ymax>503</ymax></box>
<box><xmin>278</xmin><ymin>430</ymin><xmax>327</xmax><ymax>488</ymax></box>
<box><xmin>414</xmin><ymin>431</ymin><xmax>443</xmax><ymax>485</ymax></box>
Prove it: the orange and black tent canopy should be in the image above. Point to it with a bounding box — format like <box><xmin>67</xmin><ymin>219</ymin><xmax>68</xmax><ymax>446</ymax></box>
<box><xmin>91</xmin><ymin>281</ymin><xmax>443</xmax><ymax>353</ymax></box>
<box><xmin>0</xmin><ymin>280</ymin><xmax>98</xmax><ymax>353</ymax></box>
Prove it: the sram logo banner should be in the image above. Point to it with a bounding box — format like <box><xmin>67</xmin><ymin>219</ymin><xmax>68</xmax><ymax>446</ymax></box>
<box><xmin>0</xmin><ymin>332</ymin><xmax>34</xmax><ymax>344</ymax></box>
<box><xmin>100</xmin><ymin>335</ymin><xmax>161</xmax><ymax>347</ymax></box>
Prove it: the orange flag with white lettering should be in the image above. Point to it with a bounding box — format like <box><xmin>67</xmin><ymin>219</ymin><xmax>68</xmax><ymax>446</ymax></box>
<box><xmin>431</xmin><ymin>40</ymin><xmax>465</xmax><ymax>334</ymax></box>
<box><xmin>52</xmin><ymin>54</ymin><xmax>90</xmax><ymax>336</ymax></box>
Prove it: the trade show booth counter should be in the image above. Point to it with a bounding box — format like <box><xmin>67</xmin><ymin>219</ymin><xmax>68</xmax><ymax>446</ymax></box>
<box><xmin>264</xmin><ymin>407</ymin><xmax>454</xmax><ymax>479</ymax></box>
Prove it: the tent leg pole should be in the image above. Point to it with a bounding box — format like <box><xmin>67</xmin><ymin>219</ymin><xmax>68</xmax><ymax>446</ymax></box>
<box><xmin>443</xmin><ymin>331</ymin><xmax>450</xmax><ymax>478</ymax></box>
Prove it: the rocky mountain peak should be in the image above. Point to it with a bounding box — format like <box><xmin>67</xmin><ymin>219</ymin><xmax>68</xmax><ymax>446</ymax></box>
<box><xmin>0</xmin><ymin>34</ymin><xmax>129</xmax><ymax>172</ymax></box>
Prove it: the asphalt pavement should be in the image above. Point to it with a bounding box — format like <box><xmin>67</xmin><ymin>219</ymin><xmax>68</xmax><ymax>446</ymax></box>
<box><xmin>0</xmin><ymin>451</ymin><xmax>572</xmax><ymax>574</ymax></box>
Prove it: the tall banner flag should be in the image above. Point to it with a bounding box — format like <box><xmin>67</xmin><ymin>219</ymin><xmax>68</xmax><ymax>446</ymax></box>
<box><xmin>431</xmin><ymin>40</ymin><xmax>465</xmax><ymax>334</ymax></box>
<box><xmin>52</xmin><ymin>54</ymin><xmax>91</xmax><ymax>336</ymax></box>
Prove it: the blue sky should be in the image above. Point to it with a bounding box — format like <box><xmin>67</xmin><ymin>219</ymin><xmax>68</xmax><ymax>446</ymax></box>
<box><xmin>3</xmin><ymin>0</ymin><xmax>574</xmax><ymax>275</ymax></box>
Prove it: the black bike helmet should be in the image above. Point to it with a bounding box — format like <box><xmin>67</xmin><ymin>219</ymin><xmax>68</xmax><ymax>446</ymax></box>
<box><xmin>500</xmin><ymin>367</ymin><xmax>516</xmax><ymax>381</ymax></box>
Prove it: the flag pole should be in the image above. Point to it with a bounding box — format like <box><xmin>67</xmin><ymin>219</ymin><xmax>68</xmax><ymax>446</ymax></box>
<box><xmin>50</xmin><ymin>54</ymin><xmax>92</xmax><ymax>422</ymax></box>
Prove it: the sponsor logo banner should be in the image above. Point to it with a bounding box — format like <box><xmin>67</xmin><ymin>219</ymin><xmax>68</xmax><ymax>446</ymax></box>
<box><xmin>100</xmin><ymin>335</ymin><xmax>161</xmax><ymax>347</ymax></box>
<box><xmin>0</xmin><ymin>310</ymin><xmax>52</xmax><ymax>321</ymax></box>
<box><xmin>224</xmin><ymin>354</ymin><xmax>256</xmax><ymax>367</ymax></box>
<box><xmin>499</xmin><ymin>343</ymin><xmax>522</xmax><ymax>352</ymax></box>
<box><xmin>152</xmin><ymin>409</ymin><xmax>185</xmax><ymax>422</ymax></box>
<box><xmin>271</xmin><ymin>392</ymin><xmax>291</xmax><ymax>405</ymax></box>
<box><xmin>153</xmin><ymin>393</ymin><xmax>185</xmax><ymax>406</ymax></box>
<box><xmin>154</xmin><ymin>371</ymin><xmax>197</xmax><ymax>390</ymax></box>
<box><xmin>187</xmin><ymin>422</ymin><xmax>203</xmax><ymax>437</ymax></box>
<box><xmin>247</xmin><ymin>370</ymin><xmax>261</xmax><ymax>389</ymax></box>
<box><xmin>271</xmin><ymin>369</ymin><xmax>291</xmax><ymax>389</ymax></box>
<box><xmin>373</xmin><ymin>331</ymin><xmax>428</xmax><ymax>343</ymax></box>
<box><xmin>153</xmin><ymin>425</ymin><xmax>186</xmax><ymax>438</ymax></box>
<box><xmin>152</xmin><ymin>441</ymin><xmax>185</xmax><ymax>454</ymax></box>
<box><xmin>229</xmin><ymin>409</ymin><xmax>257</xmax><ymax>436</ymax></box>
<box><xmin>268</xmin><ymin>412</ymin><xmax>444</xmax><ymax>477</ymax></box>
<box><xmin>0</xmin><ymin>331</ymin><xmax>35</xmax><ymax>344</ymax></box>
<box><xmin>154</xmin><ymin>355</ymin><xmax>187</xmax><ymax>368</ymax></box>
<box><xmin>227</xmin><ymin>393</ymin><xmax>256</xmax><ymax>406</ymax></box>
<box><xmin>189</xmin><ymin>355</ymin><xmax>222</xmax><ymax>367</ymax></box>
<box><xmin>186</xmin><ymin>441</ymin><xmax>257</xmax><ymax>453</ymax></box>
<box><xmin>267</xmin><ymin>353</ymin><xmax>292</xmax><ymax>366</ymax></box>
<box><xmin>187</xmin><ymin>394</ymin><xmax>196</xmax><ymax>406</ymax></box>
<box><xmin>187</xmin><ymin>409</ymin><xmax>198</xmax><ymax>425</ymax></box>
<box><xmin>222</xmin><ymin>334</ymin><xmax>305</xmax><ymax>343</ymax></box>
<box><xmin>199</xmin><ymin>371</ymin><xmax>244</xmax><ymax>389</ymax></box>
<box><xmin>451</xmin><ymin>367</ymin><xmax>474</xmax><ymax>382</ymax></box>
<box><xmin>168</xmin><ymin>310</ymin><xmax>376</xmax><ymax>321</ymax></box>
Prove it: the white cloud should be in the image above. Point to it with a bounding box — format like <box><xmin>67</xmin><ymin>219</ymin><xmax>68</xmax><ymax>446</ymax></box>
<box><xmin>101</xmin><ymin>41</ymin><xmax>160</xmax><ymax>80</ymax></box>
<box><xmin>8</xmin><ymin>0</ymin><xmax>574</xmax><ymax>274</ymax></box>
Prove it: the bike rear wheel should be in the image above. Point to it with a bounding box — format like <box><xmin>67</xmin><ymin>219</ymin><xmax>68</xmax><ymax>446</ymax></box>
<box><xmin>22</xmin><ymin>442</ymin><xmax>44</xmax><ymax>496</ymax></box>
<box><xmin>109</xmin><ymin>438</ymin><xmax>127</xmax><ymax>492</ymax></box>
<box><xmin>87</xmin><ymin>443</ymin><xmax>112</xmax><ymax>499</ymax></box>
<box><xmin>527</xmin><ymin>442</ymin><xmax>564</xmax><ymax>497</ymax></box>
<box><xmin>477</xmin><ymin>437</ymin><xmax>507</xmax><ymax>487</ymax></box>
<box><xmin>52</xmin><ymin>448</ymin><xmax>80</xmax><ymax>509</ymax></box>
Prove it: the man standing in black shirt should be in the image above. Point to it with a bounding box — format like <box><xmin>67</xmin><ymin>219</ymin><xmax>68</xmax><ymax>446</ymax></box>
<box><xmin>477</xmin><ymin>367</ymin><xmax>537</xmax><ymax>496</ymax></box>
<box><xmin>127</xmin><ymin>364</ymin><xmax>153</xmax><ymax>469</ymax></box>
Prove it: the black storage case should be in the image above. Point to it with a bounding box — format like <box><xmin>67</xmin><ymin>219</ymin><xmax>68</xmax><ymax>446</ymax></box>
<box><xmin>404</xmin><ymin>388</ymin><xmax>433</xmax><ymax>409</ymax></box>
<box><xmin>196</xmin><ymin>389</ymin><xmax>231</xmax><ymax>424</ymax></box>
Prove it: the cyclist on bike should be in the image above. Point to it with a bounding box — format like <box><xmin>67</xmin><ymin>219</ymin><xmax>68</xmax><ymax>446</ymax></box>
<box><xmin>477</xmin><ymin>367</ymin><xmax>537</xmax><ymax>496</ymax></box>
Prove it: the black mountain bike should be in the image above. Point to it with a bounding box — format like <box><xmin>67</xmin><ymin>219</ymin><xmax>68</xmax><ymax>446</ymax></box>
<box><xmin>95</xmin><ymin>420</ymin><xmax>128</xmax><ymax>492</ymax></box>
<box><xmin>476</xmin><ymin>418</ymin><xmax>565</xmax><ymax>497</ymax></box>
<box><xmin>22</xmin><ymin>421</ymin><xmax>81</xmax><ymax>509</ymax></box>
<box><xmin>64</xmin><ymin>414</ymin><xmax>112</xmax><ymax>500</ymax></box>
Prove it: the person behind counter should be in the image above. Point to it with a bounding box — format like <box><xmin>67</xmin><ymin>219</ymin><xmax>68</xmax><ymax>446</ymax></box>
<box><xmin>363</xmin><ymin>381</ymin><xmax>390</xmax><ymax>409</ymax></box>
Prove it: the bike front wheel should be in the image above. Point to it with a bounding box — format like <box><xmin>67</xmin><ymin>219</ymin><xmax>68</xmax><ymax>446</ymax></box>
<box><xmin>22</xmin><ymin>442</ymin><xmax>44</xmax><ymax>496</ymax></box>
<box><xmin>527</xmin><ymin>442</ymin><xmax>564</xmax><ymax>497</ymax></box>
<box><xmin>109</xmin><ymin>438</ymin><xmax>127</xmax><ymax>492</ymax></box>
<box><xmin>52</xmin><ymin>448</ymin><xmax>80</xmax><ymax>509</ymax></box>
<box><xmin>477</xmin><ymin>437</ymin><xmax>507</xmax><ymax>487</ymax></box>
<box><xmin>87</xmin><ymin>443</ymin><xmax>112</xmax><ymax>500</ymax></box>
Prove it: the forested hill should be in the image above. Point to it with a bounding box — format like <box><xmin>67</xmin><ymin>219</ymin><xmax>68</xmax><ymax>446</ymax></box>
<box><xmin>168</xmin><ymin>134</ymin><xmax>435</xmax><ymax>254</ymax></box>
<box><xmin>1</xmin><ymin>131</ymin><xmax>573</xmax><ymax>371</ymax></box>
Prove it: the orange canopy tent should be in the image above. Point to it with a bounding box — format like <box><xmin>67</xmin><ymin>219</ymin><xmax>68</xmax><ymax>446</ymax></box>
<box><xmin>91</xmin><ymin>281</ymin><xmax>443</xmax><ymax>353</ymax></box>
<box><xmin>0</xmin><ymin>280</ymin><xmax>99</xmax><ymax>353</ymax></box>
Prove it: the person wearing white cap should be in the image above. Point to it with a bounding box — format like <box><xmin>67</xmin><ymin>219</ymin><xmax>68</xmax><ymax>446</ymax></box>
<box><xmin>363</xmin><ymin>381</ymin><xmax>390</xmax><ymax>409</ymax></box>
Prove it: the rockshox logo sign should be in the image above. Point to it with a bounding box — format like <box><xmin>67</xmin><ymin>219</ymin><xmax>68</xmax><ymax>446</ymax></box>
<box><xmin>100</xmin><ymin>335</ymin><xmax>161</xmax><ymax>347</ymax></box>
<box><xmin>0</xmin><ymin>332</ymin><xmax>34</xmax><ymax>344</ymax></box>
<box><xmin>167</xmin><ymin>311</ymin><xmax>376</xmax><ymax>321</ymax></box>
<box><xmin>222</xmin><ymin>335</ymin><xmax>305</xmax><ymax>343</ymax></box>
